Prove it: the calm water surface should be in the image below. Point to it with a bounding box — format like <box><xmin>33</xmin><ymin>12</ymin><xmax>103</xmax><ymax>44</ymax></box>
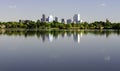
<box><xmin>0</xmin><ymin>30</ymin><xmax>120</xmax><ymax>71</ymax></box>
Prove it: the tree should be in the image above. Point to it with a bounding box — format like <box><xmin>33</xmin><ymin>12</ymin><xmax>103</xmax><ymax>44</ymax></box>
<box><xmin>83</xmin><ymin>22</ymin><xmax>89</xmax><ymax>29</ymax></box>
<box><xmin>105</xmin><ymin>19</ymin><xmax>112</xmax><ymax>29</ymax></box>
<box><xmin>36</xmin><ymin>20</ymin><xmax>41</xmax><ymax>28</ymax></box>
<box><xmin>66</xmin><ymin>24</ymin><xmax>72</xmax><ymax>29</ymax></box>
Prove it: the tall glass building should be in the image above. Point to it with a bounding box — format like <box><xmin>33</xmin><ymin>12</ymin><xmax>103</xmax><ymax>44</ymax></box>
<box><xmin>73</xmin><ymin>14</ymin><xmax>81</xmax><ymax>24</ymax></box>
<box><xmin>48</xmin><ymin>15</ymin><xmax>54</xmax><ymax>22</ymax></box>
<box><xmin>55</xmin><ymin>17</ymin><xmax>58</xmax><ymax>22</ymax></box>
<box><xmin>41</xmin><ymin>14</ymin><xmax>46</xmax><ymax>22</ymax></box>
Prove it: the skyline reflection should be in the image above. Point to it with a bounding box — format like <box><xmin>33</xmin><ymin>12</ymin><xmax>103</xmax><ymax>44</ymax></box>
<box><xmin>73</xmin><ymin>32</ymin><xmax>83</xmax><ymax>43</ymax></box>
<box><xmin>0</xmin><ymin>29</ymin><xmax>120</xmax><ymax>43</ymax></box>
<box><xmin>0</xmin><ymin>29</ymin><xmax>120</xmax><ymax>71</ymax></box>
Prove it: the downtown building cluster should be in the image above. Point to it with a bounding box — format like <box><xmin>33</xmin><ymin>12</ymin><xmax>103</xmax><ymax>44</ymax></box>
<box><xmin>40</xmin><ymin>14</ymin><xmax>82</xmax><ymax>24</ymax></box>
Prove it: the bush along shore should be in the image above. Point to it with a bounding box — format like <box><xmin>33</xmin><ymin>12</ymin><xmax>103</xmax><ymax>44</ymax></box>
<box><xmin>0</xmin><ymin>19</ymin><xmax>120</xmax><ymax>29</ymax></box>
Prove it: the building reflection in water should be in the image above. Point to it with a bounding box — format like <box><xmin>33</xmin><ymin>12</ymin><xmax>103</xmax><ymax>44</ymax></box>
<box><xmin>41</xmin><ymin>34</ymin><xmax>46</xmax><ymax>42</ymax></box>
<box><xmin>39</xmin><ymin>32</ymin><xmax>83</xmax><ymax>43</ymax></box>
<box><xmin>40</xmin><ymin>34</ymin><xmax>54</xmax><ymax>42</ymax></box>
<box><xmin>1</xmin><ymin>29</ymin><xmax>120</xmax><ymax>43</ymax></box>
<box><xmin>48</xmin><ymin>34</ymin><xmax>53</xmax><ymax>42</ymax></box>
<box><xmin>73</xmin><ymin>32</ymin><xmax>83</xmax><ymax>43</ymax></box>
<box><xmin>0</xmin><ymin>29</ymin><xmax>84</xmax><ymax>43</ymax></box>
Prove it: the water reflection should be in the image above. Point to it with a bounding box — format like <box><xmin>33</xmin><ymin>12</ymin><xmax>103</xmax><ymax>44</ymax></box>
<box><xmin>73</xmin><ymin>32</ymin><xmax>82</xmax><ymax>43</ymax></box>
<box><xmin>0</xmin><ymin>29</ymin><xmax>120</xmax><ymax>71</ymax></box>
<box><xmin>0</xmin><ymin>29</ymin><xmax>120</xmax><ymax>43</ymax></box>
<box><xmin>104</xmin><ymin>56</ymin><xmax>111</xmax><ymax>61</ymax></box>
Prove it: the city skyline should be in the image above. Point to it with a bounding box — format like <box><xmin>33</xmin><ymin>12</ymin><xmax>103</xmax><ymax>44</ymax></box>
<box><xmin>40</xmin><ymin>14</ymin><xmax>82</xmax><ymax>24</ymax></box>
<box><xmin>0</xmin><ymin>0</ymin><xmax>120</xmax><ymax>22</ymax></box>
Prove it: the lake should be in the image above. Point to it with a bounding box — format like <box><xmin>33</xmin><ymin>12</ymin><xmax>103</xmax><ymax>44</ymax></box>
<box><xmin>0</xmin><ymin>29</ymin><xmax>120</xmax><ymax>71</ymax></box>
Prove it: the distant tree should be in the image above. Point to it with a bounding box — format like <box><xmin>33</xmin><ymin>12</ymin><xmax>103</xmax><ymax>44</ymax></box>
<box><xmin>105</xmin><ymin>19</ymin><xmax>112</xmax><ymax>29</ymax></box>
<box><xmin>36</xmin><ymin>20</ymin><xmax>41</xmax><ymax>28</ymax></box>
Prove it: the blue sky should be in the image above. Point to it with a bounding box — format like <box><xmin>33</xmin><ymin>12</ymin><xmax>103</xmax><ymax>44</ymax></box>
<box><xmin>0</xmin><ymin>0</ymin><xmax>120</xmax><ymax>22</ymax></box>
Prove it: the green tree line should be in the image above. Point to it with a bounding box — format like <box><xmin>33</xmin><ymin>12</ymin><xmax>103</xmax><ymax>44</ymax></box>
<box><xmin>0</xmin><ymin>19</ymin><xmax>120</xmax><ymax>29</ymax></box>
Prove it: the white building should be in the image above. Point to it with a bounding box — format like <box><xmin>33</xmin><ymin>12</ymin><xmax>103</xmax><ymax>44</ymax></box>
<box><xmin>73</xmin><ymin>14</ymin><xmax>81</xmax><ymax>24</ymax></box>
<box><xmin>48</xmin><ymin>15</ymin><xmax>54</xmax><ymax>22</ymax></box>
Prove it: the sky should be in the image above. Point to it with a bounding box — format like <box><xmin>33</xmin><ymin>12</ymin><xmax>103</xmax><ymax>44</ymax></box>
<box><xmin>0</xmin><ymin>0</ymin><xmax>120</xmax><ymax>22</ymax></box>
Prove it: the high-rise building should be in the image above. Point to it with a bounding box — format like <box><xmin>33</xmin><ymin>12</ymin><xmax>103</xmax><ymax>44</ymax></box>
<box><xmin>41</xmin><ymin>14</ymin><xmax>46</xmax><ymax>22</ymax></box>
<box><xmin>73</xmin><ymin>14</ymin><xmax>81</xmax><ymax>24</ymax></box>
<box><xmin>46</xmin><ymin>18</ymin><xmax>48</xmax><ymax>22</ymax></box>
<box><xmin>67</xmin><ymin>19</ymin><xmax>72</xmax><ymax>24</ymax></box>
<box><xmin>48</xmin><ymin>15</ymin><xmax>54</xmax><ymax>22</ymax></box>
<box><xmin>54</xmin><ymin>17</ymin><xmax>58</xmax><ymax>22</ymax></box>
<box><xmin>61</xmin><ymin>18</ymin><xmax>65</xmax><ymax>23</ymax></box>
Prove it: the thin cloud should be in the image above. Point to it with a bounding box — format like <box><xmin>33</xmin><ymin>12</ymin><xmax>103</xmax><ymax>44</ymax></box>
<box><xmin>8</xmin><ymin>5</ymin><xmax>17</xmax><ymax>9</ymax></box>
<box><xmin>100</xmin><ymin>3</ymin><xmax>107</xmax><ymax>7</ymax></box>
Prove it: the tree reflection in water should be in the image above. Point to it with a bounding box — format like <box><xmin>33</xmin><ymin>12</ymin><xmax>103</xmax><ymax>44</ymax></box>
<box><xmin>0</xmin><ymin>29</ymin><xmax>120</xmax><ymax>43</ymax></box>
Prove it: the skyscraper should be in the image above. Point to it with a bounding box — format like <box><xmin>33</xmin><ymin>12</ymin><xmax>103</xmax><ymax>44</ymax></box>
<box><xmin>73</xmin><ymin>14</ymin><xmax>81</xmax><ymax>24</ymax></box>
<box><xmin>67</xmin><ymin>19</ymin><xmax>72</xmax><ymax>24</ymax></box>
<box><xmin>55</xmin><ymin>17</ymin><xmax>58</xmax><ymax>22</ymax></box>
<box><xmin>48</xmin><ymin>15</ymin><xmax>54</xmax><ymax>22</ymax></box>
<box><xmin>61</xmin><ymin>18</ymin><xmax>65</xmax><ymax>24</ymax></box>
<box><xmin>41</xmin><ymin>14</ymin><xmax>46</xmax><ymax>22</ymax></box>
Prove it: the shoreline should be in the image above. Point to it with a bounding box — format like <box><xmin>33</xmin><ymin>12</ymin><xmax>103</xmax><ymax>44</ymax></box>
<box><xmin>0</xmin><ymin>28</ymin><xmax>119</xmax><ymax>31</ymax></box>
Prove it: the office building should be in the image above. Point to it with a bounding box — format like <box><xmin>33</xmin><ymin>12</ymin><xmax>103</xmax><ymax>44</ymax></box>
<box><xmin>67</xmin><ymin>19</ymin><xmax>72</xmax><ymax>24</ymax></box>
<box><xmin>61</xmin><ymin>18</ymin><xmax>65</xmax><ymax>23</ymax></box>
<box><xmin>41</xmin><ymin>14</ymin><xmax>46</xmax><ymax>22</ymax></box>
<box><xmin>48</xmin><ymin>15</ymin><xmax>54</xmax><ymax>22</ymax></box>
<box><xmin>46</xmin><ymin>18</ymin><xmax>48</xmax><ymax>22</ymax></box>
<box><xmin>73</xmin><ymin>14</ymin><xmax>81</xmax><ymax>24</ymax></box>
<box><xmin>54</xmin><ymin>17</ymin><xmax>58</xmax><ymax>22</ymax></box>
